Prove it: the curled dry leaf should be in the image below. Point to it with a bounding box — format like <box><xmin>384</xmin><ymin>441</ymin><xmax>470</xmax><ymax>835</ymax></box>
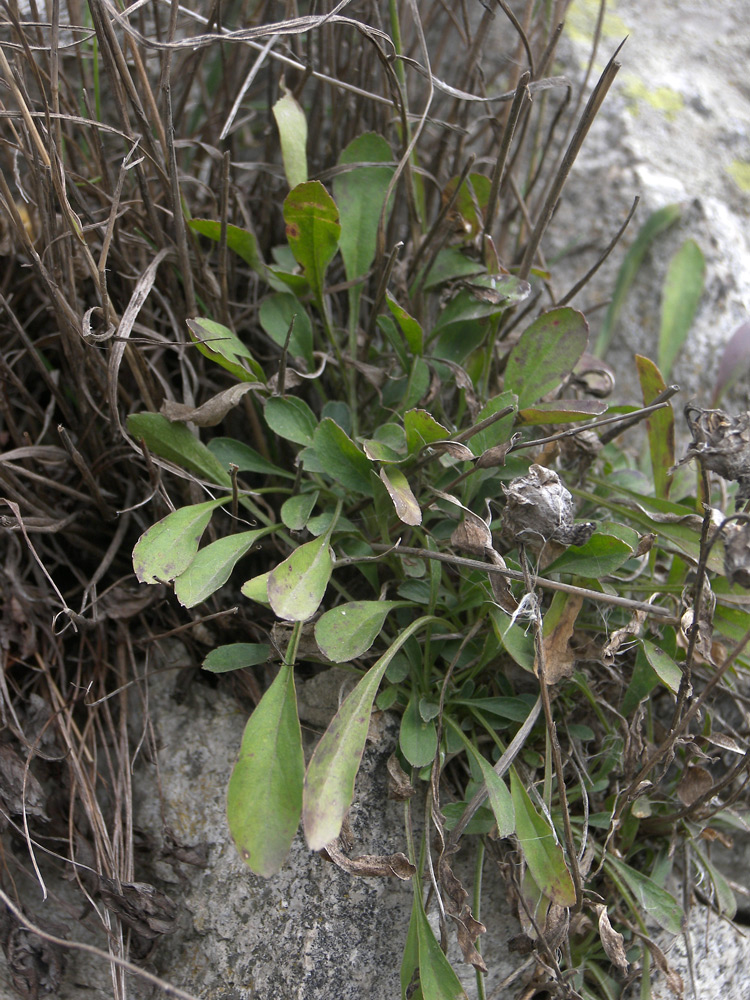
<box><xmin>595</xmin><ymin>905</ymin><xmax>629</xmax><ymax>975</ymax></box>
<box><xmin>679</xmin><ymin>580</ymin><xmax>716</xmax><ymax>664</ymax></box>
<box><xmin>97</xmin><ymin>876</ymin><xmax>177</xmax><ymax>938</ymax></box>
<box><xmin>537</xmin><ymin>593</ymin><xmax>583</xmax><ymax>685</ymax></box>
<box><xmin>702</xmin><ymin>732</ymin><xmax>745</xmax><ymax>755</ymax></box>
<box><xmin>437</xmin><ymin>855</ymin><xmax>487</xmax><ymax>972</ymax></box>
<box><xmin>0</xmin><ymin>744</ymin><xmax>49</xmax><ymax>820</ymax></box>
<box><xmin>160</xmin><ymin>383</ymin><xmax>261</xmax><ymax>426</ymax></box>
<box><xmin>322</xmin><ymin>838</ymin><xmax>416</xmax><ymax>880</ymax></box>
<box><xmin>2</xmin><ymin>916</ymin><xmax>65</xmax><ymax>999</ymax></box>
<box><xmin>543</xmin><ymin>903</ymin><xmax>570</xmax><ymax>952</ymax></box>
<box><xmin>450</xmin><ymin>505</ymin><xmax>492</xmax><ymax>555</ymax></box>
<box><xmin>572</xmin><ymin>352</ymin><xmax>616</xmax><ymax>398</ymax></box>
<box><xmin>677</xmin><ymin>765</ymin><xmax>714</xmax><ymax>807</ymax></box>
<box><xmin>724</xmin><ymin>520</ymin><xmax>750</xmax><ymax>587</ymax></box>
<box><xmin>428</xmin><ymin>440</ymin><xmax>476</xmax><ymax>461</ymax></box>
<box><xmin>500</xmin><ymin>464</ymin><xmax>594</xmax><ymax>548</ymax></box>
<box><xmin>486</xmin><ymin>547</ymin><xmax>518</xmax><ymax>614</ymax></box>
<box><xmin>679</xmin><ymin>407</ymin><xmax>750</xmax><ymax>501</ymax></box>
<box><xmin>601</xmin><ymin>608</ymin><xmax>647</xmax><ymax>666</ymax></box>
<box><xmin>386</xmin><ymin>753</ymin><xmax>416</xmax><ymax>800</ymax></box>
<box><xmin>475</xmin><ymin>435</ymin><xmax>519</xmax><ymax>470</ymax></box>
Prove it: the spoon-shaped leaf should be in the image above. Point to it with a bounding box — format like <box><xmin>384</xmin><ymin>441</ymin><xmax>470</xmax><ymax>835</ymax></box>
<box><xmin>314</xmin><ymin>600</ymin><xmax>405</xmax><ymax>662</ymax></box>
<box><xmin>268</xmin><ymin>534</ymin><xmax>333</xmax><ymax>622</ymax></box>
<box><xmin>227</xmin><ymin>661</ymin><xmax>304</xmax><ymax>876</ymax></box>
<box><xmin>174</xmin><ymin>527</ymin><xmax>275</xmax><ymax>607</ymax></box>
<box><xmin>283</xmin><ymin>181</ymin><xmax>340</xmax><ymax>310</ymax></box>
<box><xmin>132</xmin><ymin>498</ymin><xmax>227</xmax><ymax>584</ymax></box>
<box><xmin>304</xmin><ymin>616</ymin><xmax>440</xmax><ymax>850</ymax></box>
<box><xmin>504</xmin><ymin>308</ymin><xmax>589</xmax><ymax>410</ymax></box>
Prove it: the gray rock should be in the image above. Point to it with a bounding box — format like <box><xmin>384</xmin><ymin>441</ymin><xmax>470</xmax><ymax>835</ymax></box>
<box><xmin>550</xmin><ymin>0</ymin><xmax>750</xmax><ymax>410</ymax></box>
<box><xmin>126</xmin><ymin>652</ymin><xmax>523</xmax><ymax>1000</ymax></box>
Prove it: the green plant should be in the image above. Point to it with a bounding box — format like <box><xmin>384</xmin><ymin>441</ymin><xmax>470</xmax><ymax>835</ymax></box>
<box><xmin>129</xmin><ymin>135</ymin><xmax>750</xmax><ymax>1000</ymax></box>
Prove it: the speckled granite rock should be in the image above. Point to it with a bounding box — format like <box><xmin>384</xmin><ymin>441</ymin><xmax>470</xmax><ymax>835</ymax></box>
<box><xmin>551</xmin><ymin>0</ymin><xmax>750</xmax><ymax>410</ymax></box>
<box><xmin>125</xmin><ymin>653</ymin><xmax>523</xmax><ymax>1000</ymax></box>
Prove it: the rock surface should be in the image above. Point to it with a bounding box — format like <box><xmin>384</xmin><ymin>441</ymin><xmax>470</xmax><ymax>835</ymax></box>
<box><xmin>552</xmin><ymin>0</ymin><xmax>750</xmax><ymax>410</ymax></box>
<box><xmin>128</xmin><ymin>651</ymin><xmax>523</xmax><ymax>999</ymax></box>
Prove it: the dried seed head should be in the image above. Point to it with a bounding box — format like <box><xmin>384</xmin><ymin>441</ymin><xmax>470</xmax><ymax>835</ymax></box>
<box><xmin>681</xmin><ymin>407</ymin><xmax>750</xmax><ymax>501</ymax></box>
<box><xmin>500</xmin><ymin>464</ymin><xmax>594</xmax><ymax>547</ymax></box>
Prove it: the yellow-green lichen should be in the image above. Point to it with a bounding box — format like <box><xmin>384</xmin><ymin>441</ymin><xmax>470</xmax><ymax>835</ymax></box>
<box><xmin>623</xmin><ymin>77</ymin><xmax>684</xmax><ymax>120</ymax></box>
<box><xmin>726</xmin><ymin>160</ymin><xmax>750</xmax><ymax>192</ymax></box>
<box><xmin>565</xmin><ymin>0</ymin><xmax>629</xmax><ymax>45</ymax></box>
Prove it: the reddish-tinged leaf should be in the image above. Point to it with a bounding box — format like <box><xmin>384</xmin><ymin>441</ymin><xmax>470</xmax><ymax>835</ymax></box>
<box><xmin>505</xmin><ymin>308</ymin><xmax>589</xmax><ymax>409</ymax></box>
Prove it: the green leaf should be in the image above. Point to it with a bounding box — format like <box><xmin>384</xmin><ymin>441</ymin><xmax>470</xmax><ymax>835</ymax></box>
<box><xmin>127</xmin><ymin>413</ymin><xmax>232</xmax><ymax>486</ymax></box>
<box><xmin>510</xmin><ymin>769</ymin><xmax>576</xmax><ymax>907</ymax></box>
<box><xmin>267</xmin><ymin>535</ymin><xmax>333</xmax><ymax>622</ymax></box>
<box><xmin>283</xmin><ymin>181</ymin><xmax>340</xmax><ymax>309</ymax></box>
<box><xmin>474</xmin><ymin>754</ymin><xmax>515</xmax><ymax>838</ymax></box>
<box><xmin>303</xmin><ymin>616</ymin><xmax>439</xmax><ymax>850</ymax></box>
<box><xmin>281</xmin><ymin>491</ymin><xmax>318</xmax><ymax>531</ymax></box>
<box><xmin>312</xmin><ymin>418</ymin><xmax>374</xmax><ymax>495</ymax></box>
<box><xmin>188</xmin><ymin>219</ymin><xmax>265</xmax><ymax>275</ymax></box>
<box><xmin>227</xmin><ymin>662</ymin><xmax>304</xmax><ymax>876</ymax></box>
<box><xmin>273</xmin><ymin>90</ymin><xmax>308</xmax><ymax>189</ymax></box>
<box><xmin>264</xmin><ymin>395</ymin><xmax>318</xmax><ymax>446</ymax></box>
<box><xmin>380</xmin><ymin>466</ymin><xmax>422</xmax><ymax>525</ymax></box>
<box><xmin>596</xmin><ymin>203</ymin><xmax>682</xmax><ymax>356</ymax></box>
<box><xmin>432</xmin><ymin>319</ymin><xmax>487</xmax><ymax>364</ymax></box>
<box><xmin>416</xmin><ymin>246</ymin><xmax>482</xmax><ymax>292</ymax></box>
<box><xmin>186</xmin><ymin>317</ymin><xmax>265</xmax><ymax>382</ymax></box>
<box><xmin>259</xmin><ymin>293</ymin><xmax>313</xmax><ymax>365</ymax></box>
<box><xmin>334</xmin><ymin>133</ymin><xmax>394</xmax><ymax>293</ymax></box>
<box><xmin>400</xmin><ymin>696</ymin><xmax>438</xmax><ymax>767</ymax></box>
<box><xmin>468</xmin><ymin>392</ymin><xmax>517</xmax><ymax>455</ymax></box>
<box><xmin>641</xmin><ymin>639</ymin><xmax>682</xmax><ymax>694</ymax></box>
<box><xmin>659</xmin><ymin>239</ymin><xmax>705</xmax><ymax>380</ymax></box>
<box><xmin>404</xmin><ymin>409</ymin><xmax>450</xmax><ymax>454</ymax></box>
<box><xmin>241</xmin><ymin>570</ymin><xmax>271</xmax><ymax>605</ymax></box>
<box><xmin>314</xmin><ymin>600</ymin><xmax>404</xmax><ymax>662</ymax></box>
<box><xmin>174</xmin><ymin>527</ymin><xmax>273</xmax><ymax>607</ymax></box>
<box><xmin>132</xmin><ymin>498</ymin><xmax>227</xmax><ymax>584</ymax></box>
<box><xmin>386</xmin><ymin>291</ymin><xmax>423</xmax><ymax>355</ymax></box>
<box><xmin>636</xmin><ymin>355</ymin><xmax>675</xmax><ymax>500</ymax></box>
<box><xmin>621</xmin><ymin>646</ymin><xmax>661</xmax><ymax>716</ymax></box>
<box><xmin>400</xmin><ymin>891</ymin><xmax>468</xmax><ymax>1000</ymax></box>
<box><xmin>202</xmin><ymin>643</ymin><xmax>271</xmax><ymax>673</ymax></box>
<box><xmin>208</xmin><ymin>437</ymin><xmax>295</xmax><ymax>479</ymax></box>
<box><xmin>544</xmin><ymin>532</ymin><xmax>634</xmax><ymax>577</ymax></box>
<box><xmin>505</xmin><ymin>308</ymin><xmax>589</xmax><ymax>409</ymax></box>
<box><xmin>490</xmin><ymin>608</ymin><xmax>535</xmax><ymax>672</ymax></box>
<box><xmin>606</xmin><ymin>856</ymin><xmax>683</xmax><ymax>934</ymax></box>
